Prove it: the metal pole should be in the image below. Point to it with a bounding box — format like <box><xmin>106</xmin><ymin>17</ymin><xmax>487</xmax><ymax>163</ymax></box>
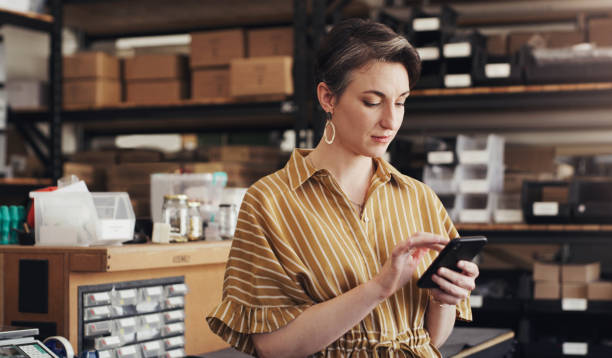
<box><xmin>49</xmin><ymin>0</ymin><xmax>63</xmax><ymax>180</ymax></box>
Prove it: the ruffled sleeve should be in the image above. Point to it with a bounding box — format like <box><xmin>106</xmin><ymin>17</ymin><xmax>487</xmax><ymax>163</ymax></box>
<box><xmin>206</xmin><ymin>185</ymin><xmax>314</xmax><ymax>355</ymax></box>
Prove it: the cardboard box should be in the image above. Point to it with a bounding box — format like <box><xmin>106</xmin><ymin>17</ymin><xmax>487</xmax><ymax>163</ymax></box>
<box><xmin>533</xmin><ymin>261</ymin><xmax>560</xmax><ymax>282</ymax></box>
<box><xmin>63</xmin><ymin>79</ymin><xmax>121</xmax><ymax>107</ymax></box>
<box><xmin>108</xmin><ymin>162</ymin><xmax>181</xmax><ymax>183</ymax></box>
<box><xmin>503</xmin><ymin>172</ymin><xmax>553</xmax><ymax>193</ymax></box>
<box><xmin>117</xmin><ymin>149</ymin><xmax>164</xmax><ymax>163</ymax></box>
<box><xmin>192</xmin><ymin>68</ymin><xmax>230</xmax><ymax>99</ymax></box>
<box><xmin>190</xmin><ymin>29</ymin><xmax>245</xmax><ymax>68</ymax></box>
<box><xmin>230</xmin><ymin>56</ymin><xmax>293</xmax><ymax>97</ymax></box>
<box><xmin>126</xmin><ymin>80</ymin><xmax>187</xmax><ymax>104</ymax></box>
<box><xmin>487</xmin><ymin>34</ymin><xmax>508</xmax><ymax>56</ymax></box>
<box><xmin>208</xmin><ymin>145</ymin><xmax>281</xmax><ymax>163</ymax></box>
<box><xmin>124</xmin><ymin>54</ymin><xmax>188</xmax><ymax>81</ymax></box>
<box><xmin>562</xmin><ymin>262</ymin><xmax>600</xmax><ymax>283</ymax></box>
<box><xmin>507</xmin><ymin>31</ymin><xmax>585</xmax><ymax>54</ymax></box>
<box><xmin>70</xmin><ymin>150</ymin><xmax>118</xmax><ymax>165</ymax></box>
<box><xmin>589</xmin><ymin>18</ymin><xmax>612</xmax><ymax>47</ymax></box>
<box><xmin>534</xmin><ymin>281</ymin><xmax>560</xmax><ymax>300</ymax></box>
<box><xmin>545</xmin><ymin>31</ymin><xmax>585</xmax><ymax>48</ymax></box>
<box><xmin>63</xmin><ymin>52</ymin><xmax>120</xmax><ymax>80</ymax></box>
<box><xmin>248</xmin><ymin>27</ymin><xmax>294</xmax><ymax>57</ymax></box>
<box><xmin>562</xmin><ymin>283</ymin><xmax>588</xmax><ymax>299</ymax></box>
<box><xmin>480</xmin><ymin>244</ymin><xmax>561</xmax><ymax>270</ymax></box>
<box><xmin>63</xmin><ymin>162</ymin><xmax>106</xmax><ymax>191</ymax></box>
<box><xmin>505</xmin><ymin>144</ymin><xmax>556</xmax><ymax>173</ymax></box>
<box><xmin>587</xmin><ymin>281</ymin><xmax>612</xmax><ymax>300</ymax></box>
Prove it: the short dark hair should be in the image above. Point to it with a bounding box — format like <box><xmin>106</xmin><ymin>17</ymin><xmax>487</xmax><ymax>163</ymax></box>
<box><xmin>315</xmin><ymin>18</ymin><xmax>421</xmax><ymax>99</ymax></box>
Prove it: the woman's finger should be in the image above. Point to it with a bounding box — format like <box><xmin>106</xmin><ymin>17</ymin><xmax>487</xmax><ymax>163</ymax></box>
<box><xmin>437</xmin><ymin>267</ymin><xmax>476</xmax><ymax>291</ymax></box>
<box><xmin>457</xmin><ymin>260</ymin><xmax>480</xmax><ymax>278</ymax></box>
<box><xmin>431</xmin><ymin>273</ymin><xmax>470</xmax><ymax>299</ymax></box>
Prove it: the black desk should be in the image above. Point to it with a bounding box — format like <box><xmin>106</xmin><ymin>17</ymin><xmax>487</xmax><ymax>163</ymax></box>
<box><xmin>200</xmin><ymin>327</ymin><xmax>515</xmax><ymax>358</ymax></box>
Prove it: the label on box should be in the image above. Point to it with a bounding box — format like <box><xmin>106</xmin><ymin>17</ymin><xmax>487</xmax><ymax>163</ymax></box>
<box><xmin>562</xmin><ymin>342</ymin><xmax>588</xmax><ymax>355</ymax></box>
<box><xmin>427</xmin><ymin>151</ymin><xmax>453</xmax><ymax>164</ymax></box>
<box><xmin>445</xmin><ymin>74</ymin><xmax>471</xmax><ymax>88</ymax></box>
<box><xmin>470</xmin><ymin>295</ymin><xmax>483</xmax><ymax>308</ymax></box>
<box><xmin>533</xmin><ymin>202</ymin><xmax>559</xmax><ymax>216</ymax></box>
<box><xmin>101</xmin><ymin>336</ymin><xmax>121</xmax><ymax>347</ymax></box>
<box><xmin>562</xmin><ymin>298</ymin><xmax>587</xmax><ymax>311</ymax></box>
<box><xmin>168</xmin><ymin>284</ymin><xmax>188</xmax><ymax>295</ymax></box>
<box><xmin>165</xmin><ymin>336</ymin><xmax>184</xmax><ymax>349</ymax></box>
<box><xmin>117</xmin><ymin>345</ymin><xmax>137</xmax><ymax>357</ymax></box>
<box><xmin>460</xmin><ymin>180</ymin><xmax>488</xmax><ymax>193</ymax></box>
<box><xmin>144</xmin><ymin>314</ymin><xmax>161</xmax><ymax>325</ymax></box>
<box><xmin>98</xmin><ymin>351</ymin><xmax>112</xmax><ymax>358</ymax></box>
<box><xmin>459</xmin><ymin>150</ymin><xmax>488</xmax><ymax>164</ymax></box>
<box><xmin>444</xmin><ymin>42</ymin><xmax>472</xmax><ymax>58</ymax></box>
<box><xmin>119</xmin><ymin>317</ymin><xmax>137</xmax><ymax>328</ymax></box>
<box><xmin>413</xmin><ymin>17</ymin><xmax>440</xmax><ymax>31</ymax></box>
<box><xmin>166</xmin><ymin>297</ymin><xmax>184</xmax><ymax>307</ymax></box>
<box><xmin>119</xmin><ymin>289</ymin><xmax>136</xmax><ymax>299</ymax></box>
<box><xmin>485</xmin><ymin>63</ymin><xmax>511</xmax><ymax>78</ymax></box>
<box><xmin>90</xmin><ymin>306</ymin><xmax>111</xmax><ymax>317</ymax></box>
<box><xmin>460</xmin><ymin>210</ymin><xmax>489</xmax><ymax>223</ymax></box>
<box><xmin>494</xmin><ymin>209</ymin><xmax>523</xmax><ymax>223</ymax></box>
<box><xmin>165</xmin><ymin>310</ymin><xmax>185</xmax><ymax>321</ymax></box>
<box><xmin>166</xmin><ymin>349</ymin><xmax>185</xmax><ymax>358</ymax></box>
<box><xmin>165</xmin><ymin>323</ymin><xmax>184</xmax><ymax>334</ymax></box>
<box><xmin>145</xmin><ymin>286</ymin><xmax>163</xmax><ymax>297</ymax></box>
<box><xmin>417</xmin><ymin>47</ymin><xmax>440</xmax><ymax>61</ymax></box>
<box><xmin>143</xmin><ymin>341</ymin><xmax>161</xmax><ymax>352</ymax></box>
<box><xmin>91</xmin><ymin>292</ymin><xmax>110</xmax><ymax>303</ymax></box>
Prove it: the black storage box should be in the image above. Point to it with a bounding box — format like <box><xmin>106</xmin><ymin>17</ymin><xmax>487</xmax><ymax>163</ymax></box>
<box><xmin>524</xmin><ymin>45</ymin><xmax>612</xmax><ymax>84</ymax></box>
<box><xmin>570</xmin><ymin>180</ymin><xmax>612</xmax><ymax>223</ymax></box>
<box><xmin>522</xmin><ymin>181</ymin><xmax>572</xmax><ymax>224</ymax></box>
<box><xmin>472</xmin><ymin>51</ymin><xmax>523</xmax><ymax>86</ymax></box>
<box><xmin>442</xmin><ymin>31</ymin><xmax>486</xmax><ymax>88</ymax></box>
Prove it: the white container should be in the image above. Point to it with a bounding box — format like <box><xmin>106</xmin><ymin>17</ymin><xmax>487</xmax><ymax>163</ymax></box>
<box><xmin>456</xmin><ymin>134</ymin><xmax>505</xmax><ymax>165</ymax></box>
<box><xmin>140</xmin><ymin>340</ymin><xmax>164</xmax><ymax>358</ymax></box>
<box><xmin>456</xmin><ymin>193</ymin><xmax>496</xmax><ymax>223</ymax></box>
<box><xmin>151</xmin><ymin>172</ymin><xmax>227</xmax><ymax>223</ymax></box>
<box><xmin>30</xmin><ymin>190</ymin><xmax>101</xmax><ymax>246</ymax></box>
<box><xmin>91</xmin><ymin>192</ymin><xmax>135</xmax><ymax>244</ymax></box>
<box><xmin>423</xmin><ymin>165</ymin><xmax>457</xmax><ymax>195</ymax></box>
<box><xmin>494</xmin><ymin>193</ymin><xmax>523</xmax><ymax>223</ymax></box>
<box><xmin>456</xmin><ymin>164</ymin><xmax>504</xmax><ymax>194</ymax></box>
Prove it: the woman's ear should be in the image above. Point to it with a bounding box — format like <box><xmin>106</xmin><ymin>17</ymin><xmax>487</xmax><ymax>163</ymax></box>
<box><xmin>316</xmin><ymin>82</ymin><xmax>336</xmax><ymax>113</ymax></box>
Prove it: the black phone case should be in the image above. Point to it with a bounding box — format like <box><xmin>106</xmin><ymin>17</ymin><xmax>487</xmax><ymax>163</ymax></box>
<box><xmin>417</xmin><ymin>236</ymin><xmax>487</xmax><ymax>289</ymax></box>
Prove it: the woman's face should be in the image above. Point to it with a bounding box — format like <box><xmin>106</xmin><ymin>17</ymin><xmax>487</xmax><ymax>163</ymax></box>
<box><xmin>330</xmin><ymin>61</ymin><xmax>410</xmax><ymax>159</ymax></box>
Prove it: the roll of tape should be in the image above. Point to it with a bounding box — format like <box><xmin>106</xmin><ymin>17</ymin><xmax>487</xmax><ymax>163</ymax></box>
<box><xmin>43</xmin><ymin>336</ymin><xmax>75</xmax><ymax>358</ymax></box>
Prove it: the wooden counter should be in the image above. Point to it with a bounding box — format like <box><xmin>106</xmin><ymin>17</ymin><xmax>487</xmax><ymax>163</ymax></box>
<box><xmin>0</xmin><ymin>241</ymin><xmax>232</xmax><ymax>355</ymax></box>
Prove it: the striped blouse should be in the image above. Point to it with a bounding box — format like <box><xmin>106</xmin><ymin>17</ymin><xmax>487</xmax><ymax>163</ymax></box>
<box><xmin>207</xmin><ymin>148</ymin><xmax>471</xmax><ymax>357</ymax></box>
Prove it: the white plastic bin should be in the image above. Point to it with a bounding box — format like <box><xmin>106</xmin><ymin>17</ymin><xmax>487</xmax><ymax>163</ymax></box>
<box><xmin>423</xmin><ymin>165</ymin><xmax>457</xmax><ymax>195</ymax></box>
<box><xmin>151</xmin><ymin>172</ymin><xmax>228</xmax><ymax>223</ymax></box>
<box><xmin>91</xmin><ymin>192</ymin><xmax>135</xmax><ymax>244</ymax></box>
<box><xmin>456</xmin><ymin>193</ymin><xmax>496</xmax><ymax>223</ymax></box>
<box><xmin>456</xmin><ymin>164</ymin><xmax>503</xmax><ymax>194</ymax></box>
<box><xmin>456</xmin><ymin>134</ymin><xmax>505</xmax><ymax>165</ymax></box>
<box><xmin>494</xmin><ymin>193</ymin><xmax>523</xmax><ymax>223</ymax></box>
<box><xmin>30</xmin><ymin>190</ymin><xmax>101</xmax><ymax>246</ymax></box>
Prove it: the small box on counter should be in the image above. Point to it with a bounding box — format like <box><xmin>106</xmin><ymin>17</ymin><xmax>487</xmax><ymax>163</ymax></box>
<box><xmin>534</xmin><ymin>281</ymin><xmax>560</xmax><ymax>300</ymax></box>
<box><xmin>561</xmin><ymin>283</ymin><xmax>588</xmax><ymax>299</ymax></box>
<box><xmin>192</xmin><ymin>68</ymin><xmax>230</xmax><ymax>100</ymax></box>
<box><xmin>126</xmin><ymin>80</ymin><xmax>188</xmax><ymax>104</ymax></box>
<box><xmin>63</xmin><ymin>79</ymin><xmax>121</xmax><ymax>107</ymax></box>
<box><xmin>533</xmin><ymin>261</ymin><xmax>560</xmax><ymax>282</ymax></box>
<box><xmin>561</xmin><ymin>262</ymin><xmax>600</xmax><ymax>283</ymax></box>
<box><xmin>190</xmin><ymin>29</ymin><xmax>245</xmax><ymax>68</ymax></box>
<box><xmin>587</xmin><ymin>281</ymin><xmax>612</xmax><ymax>301</ymax></box>
<box><xmin>588</xmin><ymin>18</ymin><xmax>612</xmax><ymax>47</ymax></box>
<box><xmin>124</xmin><ymin>54</ymin><xmax>188</xmax><ymax>81</ymax></box>
<box><xmin>247</xmin><ymin>27</ymin><xmax>294</xmax><ymax>57</ymax></box>
<box><xmin>229</xmin><ymin>56</ymin><xmax>293</xmax><ymax>97</ymax></box>
<box><xmin>63</xmin><ymin>52</ymin><xmax>120</xmax><ymax>80</ymax></box>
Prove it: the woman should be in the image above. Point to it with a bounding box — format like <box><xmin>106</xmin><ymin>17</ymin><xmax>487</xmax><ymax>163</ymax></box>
<box><xmin>207</xmin><ymin>18</ymin><xmax>479</xmax><ymax>358</ymax></box>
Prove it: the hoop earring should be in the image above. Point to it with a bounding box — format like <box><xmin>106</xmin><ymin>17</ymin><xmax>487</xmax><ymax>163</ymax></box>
<box><xmin>324</xmin><ymin>112</ymin><xmax>335</xmax><ymax>145</ymax></box>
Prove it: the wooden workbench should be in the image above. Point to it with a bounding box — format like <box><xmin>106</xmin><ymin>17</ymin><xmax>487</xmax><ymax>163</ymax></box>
<box><xmin>0</xmin><ymin>241</ymin><xmax>232</xmax><ymax>355</ymax></box>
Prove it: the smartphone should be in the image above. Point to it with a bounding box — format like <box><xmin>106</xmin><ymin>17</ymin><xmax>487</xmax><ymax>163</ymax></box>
<box><xmin>417</xmin><ymin>236</ymin><xmax>487</xmax><ymax>289</ymax></box>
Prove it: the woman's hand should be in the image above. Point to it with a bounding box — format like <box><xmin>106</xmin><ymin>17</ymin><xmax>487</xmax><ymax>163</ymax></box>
<box><xmin>429</xmin><ymin>260</ymin><xmax>480</xmax><ymax>305</ymax></box>
<box><xmin>372</xmin><ymin>232</ymin><xmax>448</xmax><ymax>300</ymax></box>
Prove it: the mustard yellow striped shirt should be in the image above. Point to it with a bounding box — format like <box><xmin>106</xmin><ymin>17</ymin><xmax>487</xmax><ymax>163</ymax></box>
<box><xmin>207</xmin><ymin>149</ymin><xmax>471</xmax><ymax>357</ymax></box>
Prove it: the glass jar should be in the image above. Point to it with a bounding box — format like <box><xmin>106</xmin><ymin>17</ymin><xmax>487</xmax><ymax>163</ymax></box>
<box><xmin>218</xmin><ymin>204</ymin><xmax>237</xmax><ymax>240</ymax></box>
<box><xmin>187</xmin><ymin>200</ymin><xmax>203</xmax><ymax>241</ymax></box>
<box><xmin>162</xmin><ymin>194</ymin><xmax>189</xmax><ymax>242</ymax></box>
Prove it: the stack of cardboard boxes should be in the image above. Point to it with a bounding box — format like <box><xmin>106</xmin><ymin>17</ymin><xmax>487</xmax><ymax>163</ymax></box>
<box><xmin>124</xmin><ymin>54</ymin><xmax>189</xmax><ymax>104</ymax></box>
<box><xmin>63</xmin><ymin>52</ymin><xmax>121</xmax><ymax>107</ymax></box>
<box><xmin>533</xmin><ymin>261</ymin><xmax>612</xmax><ymax>300</ymax></box>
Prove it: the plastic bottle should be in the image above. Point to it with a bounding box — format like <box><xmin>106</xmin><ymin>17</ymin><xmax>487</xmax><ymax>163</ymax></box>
<box><xmin>0</xmin><ymin>206</ymin><xmax>9</xmax><ymax>244</ymax></box>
